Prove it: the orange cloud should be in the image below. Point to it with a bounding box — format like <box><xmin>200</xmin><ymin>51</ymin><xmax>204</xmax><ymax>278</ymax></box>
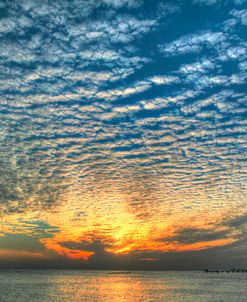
<box><xmin>40</xmin><ymin>238</ymin><xmax>94</xmax><ymax>261</ymax></box>
<box><xmin>176</xmin><ymin>238</ymin><xmax>236</xmax><ymax>252</ymax></box>
<box><xmin>105</xmin><ymin>230</ymin><xmax>237</xmax><ymax>255</ymax></box>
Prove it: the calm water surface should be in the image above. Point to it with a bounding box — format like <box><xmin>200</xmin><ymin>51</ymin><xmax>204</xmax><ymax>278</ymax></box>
<box><xmin>0</xmin><ymin>270</ymin><xmax>247</xmax><ymax>302</ymax></box>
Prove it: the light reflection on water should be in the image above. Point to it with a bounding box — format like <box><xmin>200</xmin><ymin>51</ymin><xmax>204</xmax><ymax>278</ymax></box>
<box><xmin>0</xmin><ymin>270</ymin><xmax>247</xmax><ymax>302</ymax></box>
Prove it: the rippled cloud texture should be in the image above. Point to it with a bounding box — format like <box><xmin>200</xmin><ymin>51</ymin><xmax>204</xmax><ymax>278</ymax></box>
<box><xmin>0</xmin><ymin>0</ymin><xmax>246</xmax><ymax>269</ymax></box>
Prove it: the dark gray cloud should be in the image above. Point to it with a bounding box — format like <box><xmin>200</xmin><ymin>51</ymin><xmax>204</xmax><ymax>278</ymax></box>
<box><xmin>61</xmin><ymin>239</ymin><xmax>111</xmax><ymax>253</ymax></box>
<box><xmin>163</xmin><ymin>228</ymin><xmax>234</xmax><ymax>245</ymax></box>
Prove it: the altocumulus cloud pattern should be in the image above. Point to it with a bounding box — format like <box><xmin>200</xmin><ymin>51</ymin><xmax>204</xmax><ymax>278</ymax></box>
<box><xmin>0</xmin><ymin>0</ymin><xmax>247</xmax><ymax>268</ymax></box>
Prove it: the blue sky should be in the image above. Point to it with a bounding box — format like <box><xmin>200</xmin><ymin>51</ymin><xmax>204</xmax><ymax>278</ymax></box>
<box><xmin>0</xmin><ymin>0</ymin><xmax>246</xmax><ymax>269</ymax></box>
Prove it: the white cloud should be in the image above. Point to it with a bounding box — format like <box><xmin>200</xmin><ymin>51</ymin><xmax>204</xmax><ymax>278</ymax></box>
<box><xmin>103</xmin><ymin>0</ymin><xmax>142</xmax><ymax>8</ymax></box>
<box><xmin>230</xmin><ymin>9</ymin><xmax>247</xmax><ymax>25</ymax></box>
<box><xmin>149</xmin><ymin>75</ymin><xmax>179</xmax><ymax>85</ymax></box>
<box><xmin>160</xmin><ymin>31</ymin><xmax>226</xmax><ymax>56</ymax></box>
<box><xmin>192</xmin><ymin>0</ymin><xmax>218</xmax><ymax>5</ymax></box>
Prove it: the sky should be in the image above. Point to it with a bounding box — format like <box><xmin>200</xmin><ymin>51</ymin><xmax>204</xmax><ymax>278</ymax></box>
<box><xmin>0</xmin><ymin>0</ymin><xmax>246</xmax><ymax>270</ymax></box>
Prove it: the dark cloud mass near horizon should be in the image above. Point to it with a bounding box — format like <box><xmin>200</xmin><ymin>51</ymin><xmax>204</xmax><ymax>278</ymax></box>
<box><xmin>0</xmin><ymin>0</ymin><xmax>247</xmax><ymax>269</ymax></box>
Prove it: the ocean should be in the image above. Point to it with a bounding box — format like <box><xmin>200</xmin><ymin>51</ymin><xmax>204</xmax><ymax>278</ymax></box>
<box><xmin>0</xmin><ymin>270</ymin><xmax>246</xmax><ymax>302</ymax></box>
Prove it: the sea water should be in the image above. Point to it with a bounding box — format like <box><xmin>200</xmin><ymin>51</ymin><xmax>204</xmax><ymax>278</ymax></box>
<box><xmin>0</xmin><ymin>270</ymin><xmax>247</xmax><ymax>302</ymax></box>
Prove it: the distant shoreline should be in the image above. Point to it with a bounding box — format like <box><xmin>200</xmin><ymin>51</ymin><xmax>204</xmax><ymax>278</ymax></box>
<box><xmin>205</xmin><ymin>268</ymin><xmax>247</xmax><ymax>273</ymax></box>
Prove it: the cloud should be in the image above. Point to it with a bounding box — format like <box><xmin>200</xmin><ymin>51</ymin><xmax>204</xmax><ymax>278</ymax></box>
<box><xmin>0</xmin><ymin>249</ymin><xmax>46</xmax><ymax>260</ymax></box>
<box><xmin>192</xmin><ymin>0</ymin><xmax>219</xmax><ymax>5</ymax></box>
<box><xmin>160</xmin><ymin>31</ymin><xmax>227</xmax><ymax>56</ymax></box>
<box><xmin>230</xmin><ymin>9</ymin><xmax>247</xmax><ymax>25</ymax></box>
<box><xmin>102</xmin><ymin>0</ymin><xmax>142</xmax><ymax>8</ymax></box>
<box><xmin>0</xmin><ymin>0</ymin><xmax>246</xmax><ymax>268</ymax></box>
<box><xmin>164</xmin><ymin>227</ymin><xmax>239</xmax><ymax>245</ymax></box>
